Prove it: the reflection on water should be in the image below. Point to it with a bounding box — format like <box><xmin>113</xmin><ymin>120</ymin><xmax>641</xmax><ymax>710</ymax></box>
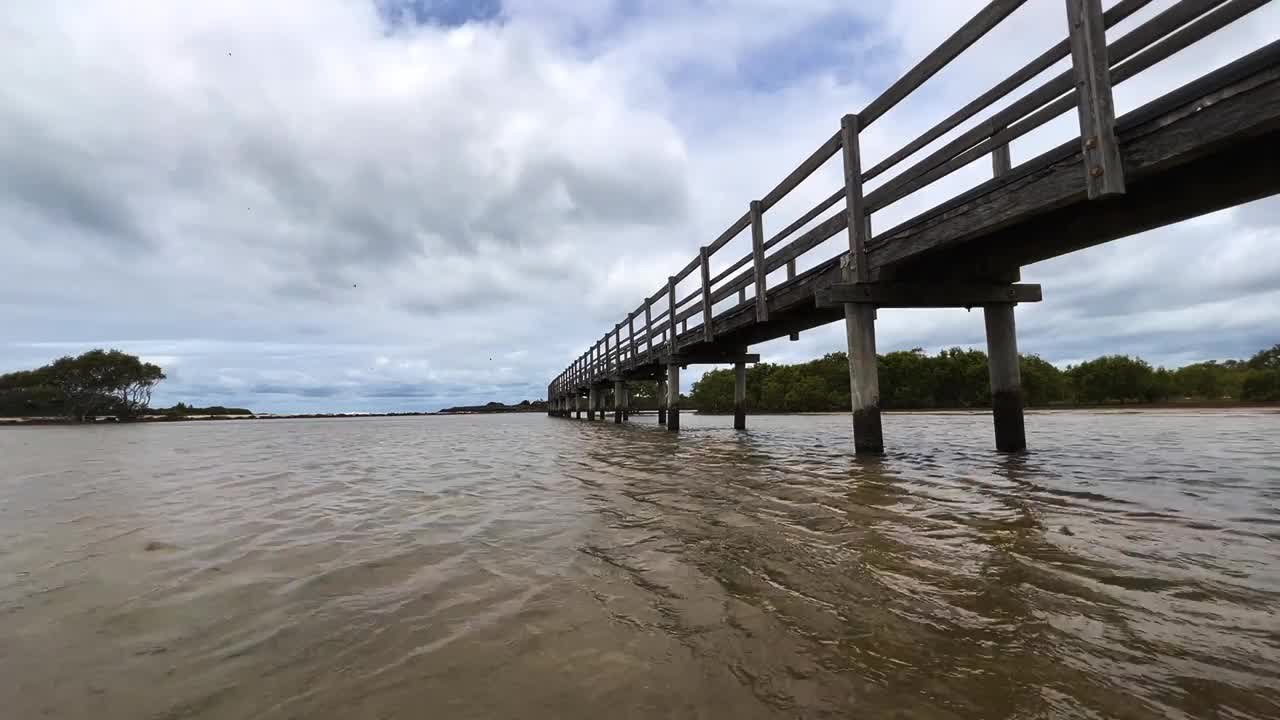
<box><xmin>1</xmin><ymin>411</ymin><xmax>1277</xmax><ymax>719</ymax></box>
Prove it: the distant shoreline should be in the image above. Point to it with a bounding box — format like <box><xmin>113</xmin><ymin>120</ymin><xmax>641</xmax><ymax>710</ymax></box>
<box><xmin>0</xmin><ymin>407</ymin><xmax>549</xmax><ymax>426</ymax></box>
<box><xmin>6</xmin><ymin>401</ymin><xmax>1275</xmax><ymax>426</ymax></box>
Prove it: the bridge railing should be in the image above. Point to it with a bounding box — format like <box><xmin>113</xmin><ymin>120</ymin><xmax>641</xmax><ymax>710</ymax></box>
<box><xmin>551</xmin><ymin>0</ymin><xmax>1271</xmax><ymax>399</ymax></box>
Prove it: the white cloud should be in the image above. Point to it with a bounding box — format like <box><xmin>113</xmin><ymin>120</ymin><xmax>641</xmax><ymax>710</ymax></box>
<box><xmin>1</xmin><ymin>0</ymin><xmax>1276</xmax><ymax>410</ymax></box>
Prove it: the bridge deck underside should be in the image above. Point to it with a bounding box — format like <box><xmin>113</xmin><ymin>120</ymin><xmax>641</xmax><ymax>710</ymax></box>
<box><xmin>577</xmin><ymin>48</ymin><xmax>1280</xmax><ymax>391</ymax></box>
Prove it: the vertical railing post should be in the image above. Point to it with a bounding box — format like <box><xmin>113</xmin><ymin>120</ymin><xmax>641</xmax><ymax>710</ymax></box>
<box><xmin>750</xmin><ymin>200</ymin><xmax>769</xmax><ymax>322</ymax></box>
<box><xmin>666</xmin><ymin>363</ymin><xmax>680</xmax><ymax>432</ymax></box>
<box><xmin>667</xmin><ymin>276</ymin><xmax>677</xmax><ymax>356</ymax></box>
<box><xmin>698</xmin><ymin>247</ymin><xmax>714</xmax><ymax>342</ymax></box>
<box><xmin>615</xmin><ymin>324</ymin><xmax>622</xmax><ymax>372</ymax></box>
<box><xmin>840</xmin><ymin>113</ymin><xmax>883</xmax><ymax>454</ymax></box>
<box><xmin>992</xmin><ymin>133</ymin><xmax>1012</xmax><ymax>177</ymax></box>
<box><xmin>733</xmin><ymin>361</ymin><xmax>747</xmax><ymax>431</ymax></box>
<box><xmin>1065</xmin><ymin>0</ymin><xmax>1125</xmax><ymax>199</ymax></box>
<box><xmin>628</xmin><ymin>312</ymin><xmax>636</xmax><ymax>367</ymax></box>
<box><xmin>787</xmin><ymin>259</ymin><xmax>798</xmax><ymax>341</ymax></box>
<box><xmin>644</xmin><ymin>300</ymin><xmax>653</xmax><ymax>356</ymax></box>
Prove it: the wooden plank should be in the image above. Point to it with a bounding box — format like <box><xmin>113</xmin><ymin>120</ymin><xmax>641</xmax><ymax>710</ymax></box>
<box><xmin>1066</xmin><ymin>0</ymin><xmax>1125</xmax><ymax>198</ymax></box>
<box><xmin>868</xmin><ymin>1</ymin><xmax>1269</xmax><ymax>217</ymax></box>
<box><xmin>759</xmin><ymin>132</ymin><xmax>842</xmax><ymax>211</ymax></box>
<box><xmin>992</xmin><ymin>139</ymin><xmax>1012</xmax><ymax>176</ymax></box>
<box><xmin>750</xmin><ymin>200</ymin><xmax>769</xmax><ymax>322</ymax></box>
<box><xmin>864</xmin><ymin>0</ymin><xmax>1154</xmax><ymax>182</ymax></box>
<box><xmin>699</xmin><ymin>247</ymin><xmax>714</xmax><ymax>341</ymax></box>
<box><xmin>840</xmin><ymin>114</ymin><xmax>870</xmax><ymax>282</ymax></box>
<box><xmin>707</xmin><ymin>212</ymin><xmax>752</xmax><ymax>255</ymax></box>
<box><xmin>817</xmin><ymin>283</ymin><xmax>1042</xmax><ymax>307</ymax></box>
<box><xmin>859</xmin><ymin>0</ymin><xmax>1030</xmax><ymax>128</ymax></box>
<box><xmin>787</xmin><ymin>259</ymin><xmax>798</xmax><ymax>340</ymax></box>
<box><xmin>868</xmin><ymin>47</ymin><xmax>1280</xmax><ymax>271</ymax></box>
<box><xmin>628</xmin><ymin>312</ymin><xmax>636</xmax><ymax>363</ymax></box>
<box><xmin>670</xmin><ymin>352</ymin><xmax>762</xmax><ymax>365</ymax></box>
<box><xmin>764</xmin><ymin>188</ymin><xmax>844</xmax><ymax>252</ymax></box>
<box><xmin>709</xmin><ymin>210</ymin><xmax>846</xmax><ymax>307</ymax></box>
<box><xmin>869</xmin><ymin>0</ymin><xmax>1223</xmax><ymax>215</ymax></box>
<box><xmin>710</xmin><ymin>251</ymin><xmax>752</xmax><ymax>287</ymax></box>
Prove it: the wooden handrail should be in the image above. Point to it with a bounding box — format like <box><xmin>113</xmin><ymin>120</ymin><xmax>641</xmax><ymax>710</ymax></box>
<box><xmin>553</xmin><ymin>0</ymin><xmax>1265</xmax><ymax>390</ymax></box>
<box><xmin>863</xmin><ymin>0</ymin><xmax>1155</xmax><ymax>183</ymax></box>
<box><xmin>858</xmin><ymin>0</ymin><xmax>1031</xmax><ymax>128</ymax></box>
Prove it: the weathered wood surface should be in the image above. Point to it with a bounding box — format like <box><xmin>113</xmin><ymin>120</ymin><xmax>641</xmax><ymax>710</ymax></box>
<box><xmin>817</xmin><ymin>282</ymin><xmax>1042</xmax><ymax>308</ymax></box>
<box><xmin>550</xmin><ymin>12</ymin><xmax>1279</xmax><ymax>400</ymax></box>
<box><xmin>1066</xmin><ymin>0</ymin><xmax>1126</xmax><ymax>198</ymax></box>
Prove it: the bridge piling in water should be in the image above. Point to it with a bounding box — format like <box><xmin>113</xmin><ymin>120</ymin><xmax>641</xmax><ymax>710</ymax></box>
<box><xmin>733</xmin><ymin>362</ymin><xmax>747</xmax><ymax>430</ymax></box>
<box><xmin>657</xmin><ymin>380</ymin><xmax>668</xmax><ymax>425</ymax></box>
<box><xmin>613</xmin><ymin>381</ymin><xmax>623</xmax><ymax>424</ymax></box>
<box><xmin>588</xmin><ymin>386</ymin><xmax>597</xmax><ymax>420</ymax></box>
<box><xmin>666</xmin><ymin>364</ymin><xmax>680</xmax><ymax>432</ymax></box>
<box><xmin>984</xmin><ymin>303</ymin><xmax>1026</xmax><ymax>451</ymax></box>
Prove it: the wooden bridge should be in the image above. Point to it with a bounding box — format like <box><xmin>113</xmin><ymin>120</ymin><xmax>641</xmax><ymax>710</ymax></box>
<box><xmin>548</xmin><ymin>0</ymin><xmax>1280</xmax><ymax>453</ymax></box>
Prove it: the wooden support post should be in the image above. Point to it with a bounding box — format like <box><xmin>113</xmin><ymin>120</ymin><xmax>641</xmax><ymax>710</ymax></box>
<box><xmin>645</xmin><ymin>301</ymin><xmax>653</xmax><ymax>355</ymax></box>
<box><xmin>985</xmin><ymin>303</ymin><xmax>1026</xmax><ymax>452</ymax></box>
<box><xmin>841</xmin><ymin>114</ymin><xmax>883</xmax><ymax>453</ymax></box>
<box><xmin>699</xmin><ymin>246</ymin><xmax>714</xmax><ymax>342</ymax></box>
<box><xmin>992</xmin><ymin>137</ymin><xmax>1012</xmax><ymax>176</ymax></box>
<box><xmin>787</xmin><ymin>260</ymin><xmax>799</xmax><ymax>341</ymax></box>
<box><xmin>844</xmin><ymin>259</ymin><xmax>883</xmax><ymax>454</ymax></box>
<box><xmin>588</xmin><ymin>386</ymin><xmax>597</xmax><ymax>420</ymax></box>
<box><xmin>614</xmin><ymin>380</ymin><xmax>624</xmax><ymax>424</ymax></box>
<box><xmin>666</xmin><ymin>364</ymin><xmax>680</xmax><ymax>432</ymax></box>
<box><xmin>750</xmin><ymin>200</ymin><xmax>769</xmax><ymax>322</ymax></box>
<box><xmin>575</xmin><ymin>395</ymin><xmax>581</xmax><ymax>420</ymax></box>
<box><xmin>1065</xmin><ymin>0</ymin><xmax>1125</xmax><ymax>199</ymax></box>
<box><xmin>657</xmin><ymin>380</ymin><xmax>668</xmax><ymax>425</ymax></box>
<box><xmin>733</xmin><ymin>361</ymin><xmax>747</xmax><ymax>431</ymax></box>
<box><xmin>667</xmin><ymin>277</ymin><xmax>678</xmax><ymax>354</ymax></box>
<box><xmin>628</xmin><ymin>313</ymin><xmax>636</xmax><ymax>365</ymax></box>
<box><xmin>622</xmin><ymin>382</ymin><xmax>630</xmax><ymax>421</ymax></box>
<box><xmin>603</xmin><ymin>332</ymin><xmax>611</xmax><ymax>377</ymax></box>
<box><xmin>841</xmin><ymin>114</ymin><xmax>870</xmax><ymax>283</ymax></box>
<box><xmin>984</xmin><ymin>135</ymin><xmax>1026</xmax><ymax>451</ymax></box>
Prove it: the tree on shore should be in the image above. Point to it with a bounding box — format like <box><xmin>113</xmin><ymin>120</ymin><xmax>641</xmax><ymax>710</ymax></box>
<box><xmin>686</xmin><ymin>343</ymin><xmax>1279</xmax><ymax>412</ymax></box>
<box><xmin>0</xmin><ymin>349</ymin><xmax>165</xmax><ymax>420</ymax></box>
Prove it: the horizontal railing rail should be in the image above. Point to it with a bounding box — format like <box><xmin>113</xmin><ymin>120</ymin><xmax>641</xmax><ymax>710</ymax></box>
<box><xmin>550</xmin><ymin>0</ymin><xmax>1272</xmax><ymax>399</ymax></box>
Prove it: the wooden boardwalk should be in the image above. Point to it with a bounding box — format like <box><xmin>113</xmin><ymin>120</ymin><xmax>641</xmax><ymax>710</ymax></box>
<box><xmin>548</xmin><ymin>0</ymin><xmax>1280</xmax><ymax>452</ymax></box>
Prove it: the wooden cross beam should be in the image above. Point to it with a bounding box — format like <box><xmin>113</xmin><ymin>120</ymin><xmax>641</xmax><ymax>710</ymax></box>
<box><xmin>816</xmin><ymin>282</ymin><xmax>1042</xmax><ymax>308</ymax></box>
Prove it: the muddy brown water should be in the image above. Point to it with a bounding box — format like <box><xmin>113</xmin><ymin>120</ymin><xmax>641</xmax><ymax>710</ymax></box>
<box><xmin>1</xmin><ymin>411</ymin><xmax>1277</xmax><ymax>719</ymax></box>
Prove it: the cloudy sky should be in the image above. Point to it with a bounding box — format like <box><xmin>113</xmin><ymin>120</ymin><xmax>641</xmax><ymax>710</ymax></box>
<box><xmin>2</xmin><ymin>0</ymin><xmax>1276</xmax><ymax>412</ymax></box>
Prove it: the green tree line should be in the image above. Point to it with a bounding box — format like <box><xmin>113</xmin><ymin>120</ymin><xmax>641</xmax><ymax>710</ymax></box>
<box><xmin>687</xmin><ymin>343</ymin><xmax>1280</xmax><ymax>413</ymax></box>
